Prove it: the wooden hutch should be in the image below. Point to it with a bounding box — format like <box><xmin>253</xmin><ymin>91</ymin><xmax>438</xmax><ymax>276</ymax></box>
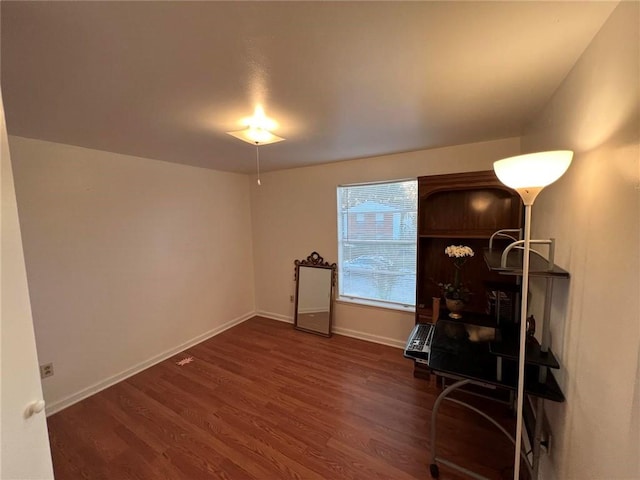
<box><xmin>414</xmin><ymin>170</ymin><xmax>523</xmax><ymax>378</ymax></box>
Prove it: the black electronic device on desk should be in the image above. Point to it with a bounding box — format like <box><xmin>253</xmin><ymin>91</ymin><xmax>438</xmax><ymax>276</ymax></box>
<box><xmin>403</xmin><ymin>323</ymin><xmax>435</xmax><ymax>363</ymax></box>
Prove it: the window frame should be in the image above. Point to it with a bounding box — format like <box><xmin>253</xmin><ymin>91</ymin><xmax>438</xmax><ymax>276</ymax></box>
<box><xmin>336</xmin><ymin>178</ymin><xmax>417</xmax><ymax>312</ymax></box>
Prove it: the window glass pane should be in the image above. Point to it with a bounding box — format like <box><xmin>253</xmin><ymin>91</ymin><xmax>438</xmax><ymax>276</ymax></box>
<box><xmin>337</xmin><ymin>180</ymin><xmax>417</xmax><ymax>306</ymax></box>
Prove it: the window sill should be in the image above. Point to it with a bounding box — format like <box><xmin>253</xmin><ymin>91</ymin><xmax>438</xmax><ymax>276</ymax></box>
<box><xmin>336</xmin><ymin>297</ymin><xmax>415</xmax><ymax>313</ymax></box>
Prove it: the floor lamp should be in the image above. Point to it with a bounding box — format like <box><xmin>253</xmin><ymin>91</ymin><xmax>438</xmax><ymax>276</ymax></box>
<box><xmin>493</xmin><ymin>150</ymin><xmax>573</xmax><ymax>480</ymax></box>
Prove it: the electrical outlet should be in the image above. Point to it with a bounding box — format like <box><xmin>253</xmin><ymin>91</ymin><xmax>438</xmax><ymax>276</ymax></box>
<box><xmin>290</xmin><ymin>295</ymin><xmax>294</xmax><ymax>303</ymax></box>
<box><xmin>40</xmin><ymin>363</ymin><xmax>54</xmax><ymax>379</ymax></box>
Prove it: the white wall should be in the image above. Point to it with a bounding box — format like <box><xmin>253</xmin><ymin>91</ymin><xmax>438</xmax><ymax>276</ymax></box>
<box><xmin>9</xmin><ymin>136</ymin><xmax>256</xmax><ymax>414</ymax></box>
<box><xmin>250</xmin><ymin>137</ymin><xmax>521</xmax><ymax>346</ymax></box>
<box><xmin>1</xmin><ymin>93</ymin><xmax>54</xmax><ymax>478</ymax></box>
<box><xmin>521</xmin><ymin>3</ymin><xmax>639</xmax><ymax>479</ymax></box>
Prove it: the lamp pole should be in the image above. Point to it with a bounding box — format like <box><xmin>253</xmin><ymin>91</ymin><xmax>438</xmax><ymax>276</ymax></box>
<box><xmin>513</xmin><ymin>200</ymin><xmax>532</xmax><ymax>480</ymax></box>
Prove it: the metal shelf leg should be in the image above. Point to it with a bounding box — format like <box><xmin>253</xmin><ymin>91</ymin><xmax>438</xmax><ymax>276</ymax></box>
<box><xmin>430</xmin><ymin>378</ymin><xmax>535</xmax><ymax>479</ymax></box>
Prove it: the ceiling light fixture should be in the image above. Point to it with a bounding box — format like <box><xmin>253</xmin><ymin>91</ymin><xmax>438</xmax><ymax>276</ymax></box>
<box><xmin>226</xmin><ymin>106</ymin><xmax>285</xmax><ymax>186</ymax></box>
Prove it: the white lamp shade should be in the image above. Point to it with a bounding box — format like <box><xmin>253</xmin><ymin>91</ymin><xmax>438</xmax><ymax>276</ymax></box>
<box><xmin>493</xmin><ymin>151</ymin><xmax>573</xmax><ymax>189</ymax></box>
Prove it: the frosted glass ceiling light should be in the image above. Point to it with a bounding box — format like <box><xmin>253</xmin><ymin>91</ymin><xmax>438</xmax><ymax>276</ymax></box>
<box><xmin>226</xmin><ymin>126</ymin><xmax>285</xmax><ymax>145</ymax></box>
<box><xmin>493</xmin><ymin>150</ymin><xmax>572</xmax><ymax>480</ymax></box>
<box><xmin>227</xmin><ymin>105</ymin><xmax>285</xmax><ymax>146</ymax></box>
<box><xmin>226</xmin><ymin>106</ymin><xmax>286</xmax><ymax>185</ymax></box>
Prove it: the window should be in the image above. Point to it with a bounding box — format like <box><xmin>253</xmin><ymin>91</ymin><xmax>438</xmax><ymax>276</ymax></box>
<box><xmin>337</xmin><ymin>179</ymin><xmax>417</xmax><ymax>309</ymax></box>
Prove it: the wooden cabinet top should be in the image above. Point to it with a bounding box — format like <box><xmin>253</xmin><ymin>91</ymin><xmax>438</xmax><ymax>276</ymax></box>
<box><xmin>418</xmin><ymin>171</ymin><xmax>522</xmax><ymax>237</ymax></box>
<box><xmin>419</xmin><ymin>170</ymin><xmax>511</xmax><ymax>195</ymax></box>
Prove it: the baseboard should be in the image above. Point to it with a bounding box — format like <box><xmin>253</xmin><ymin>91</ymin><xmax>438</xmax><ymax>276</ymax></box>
<box><xmin>257</xmin><ymin>310</ymin><xmax>403</xmax><ymax>349</ymax></box>
<box><xmin>45</xmin><ymin>311</ymin><xmax>255</xmax><ymax>416</ymax></box>
<box><xmin>331</xmin><ymin>326</ymin><xmax>404</xmax><ymax>349</ymax></box>
<box><xmin>256</xmin><ymin>310</ymin><xmax>293</xmax><ymax>324</ymax></box>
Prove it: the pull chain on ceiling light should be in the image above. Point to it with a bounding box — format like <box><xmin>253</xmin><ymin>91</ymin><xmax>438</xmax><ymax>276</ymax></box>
<box><xmin>255</xmin><ymin>144</ymin><xmax>261</xmax><ymax>186</ymax></box>
<box><xmin>226</xmin><ymin>106</ymin><xmax>285</xmax><ymax>185</ymax></box>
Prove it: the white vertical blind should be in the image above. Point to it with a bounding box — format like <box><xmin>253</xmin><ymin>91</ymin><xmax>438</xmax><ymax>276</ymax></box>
<box><xmin>337</xmin><ymin>180</ymin><xmax>417</xmax><ymax>307</ymax></box>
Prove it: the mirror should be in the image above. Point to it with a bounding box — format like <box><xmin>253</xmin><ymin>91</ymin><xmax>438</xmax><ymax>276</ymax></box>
<box><xmin>294</xmin><ymin>252</ymin><xmax>337</xmax><ymax>337</ymax></box>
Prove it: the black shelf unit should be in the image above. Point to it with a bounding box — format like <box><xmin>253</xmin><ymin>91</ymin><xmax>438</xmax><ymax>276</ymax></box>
<box><xmin>484</xmin><ymin>248</ymin><xmax>570</xmax><ymax>278</ymax></box>
<box><xmin>482</xmin><ymin>236</ymin><xmax>567</xmax><ymax>397</ymax></box>
<box><xmin>482</xmin><ymin>231</ymin><xmax>570</xmax><ymax>478</ymax></box>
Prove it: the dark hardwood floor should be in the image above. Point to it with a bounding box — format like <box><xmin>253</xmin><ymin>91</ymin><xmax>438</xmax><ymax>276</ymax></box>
<box><xmin>47</xmin><ymin>316</ymin><xmax>519</xmax><ymax>479</ymax></box>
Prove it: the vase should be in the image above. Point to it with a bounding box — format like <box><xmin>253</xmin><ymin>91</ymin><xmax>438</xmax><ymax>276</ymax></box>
<box><xmin>445</xmin><ymin>298</ymin><xmax>465</xmax><ymax>319</ymax></box>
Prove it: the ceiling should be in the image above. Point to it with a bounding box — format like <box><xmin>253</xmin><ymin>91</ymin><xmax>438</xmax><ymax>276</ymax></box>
<box><xmin>1</xmin><ymin>1</ymin><xmax>617</xmax><ymax>174</ymax></box>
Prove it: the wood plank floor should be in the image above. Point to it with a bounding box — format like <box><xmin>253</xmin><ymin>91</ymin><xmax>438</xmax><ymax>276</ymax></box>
<box><xmin>47</xmin><ymin>316</ymin><xmax>520</xmax><ymax>480</ymax></box>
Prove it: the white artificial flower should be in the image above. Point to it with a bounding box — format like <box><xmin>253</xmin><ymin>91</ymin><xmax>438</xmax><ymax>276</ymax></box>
<box><xmin>445</xmin><ymin>245</ymin><xmax>474</xmax><ymax>258</ymax></box>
